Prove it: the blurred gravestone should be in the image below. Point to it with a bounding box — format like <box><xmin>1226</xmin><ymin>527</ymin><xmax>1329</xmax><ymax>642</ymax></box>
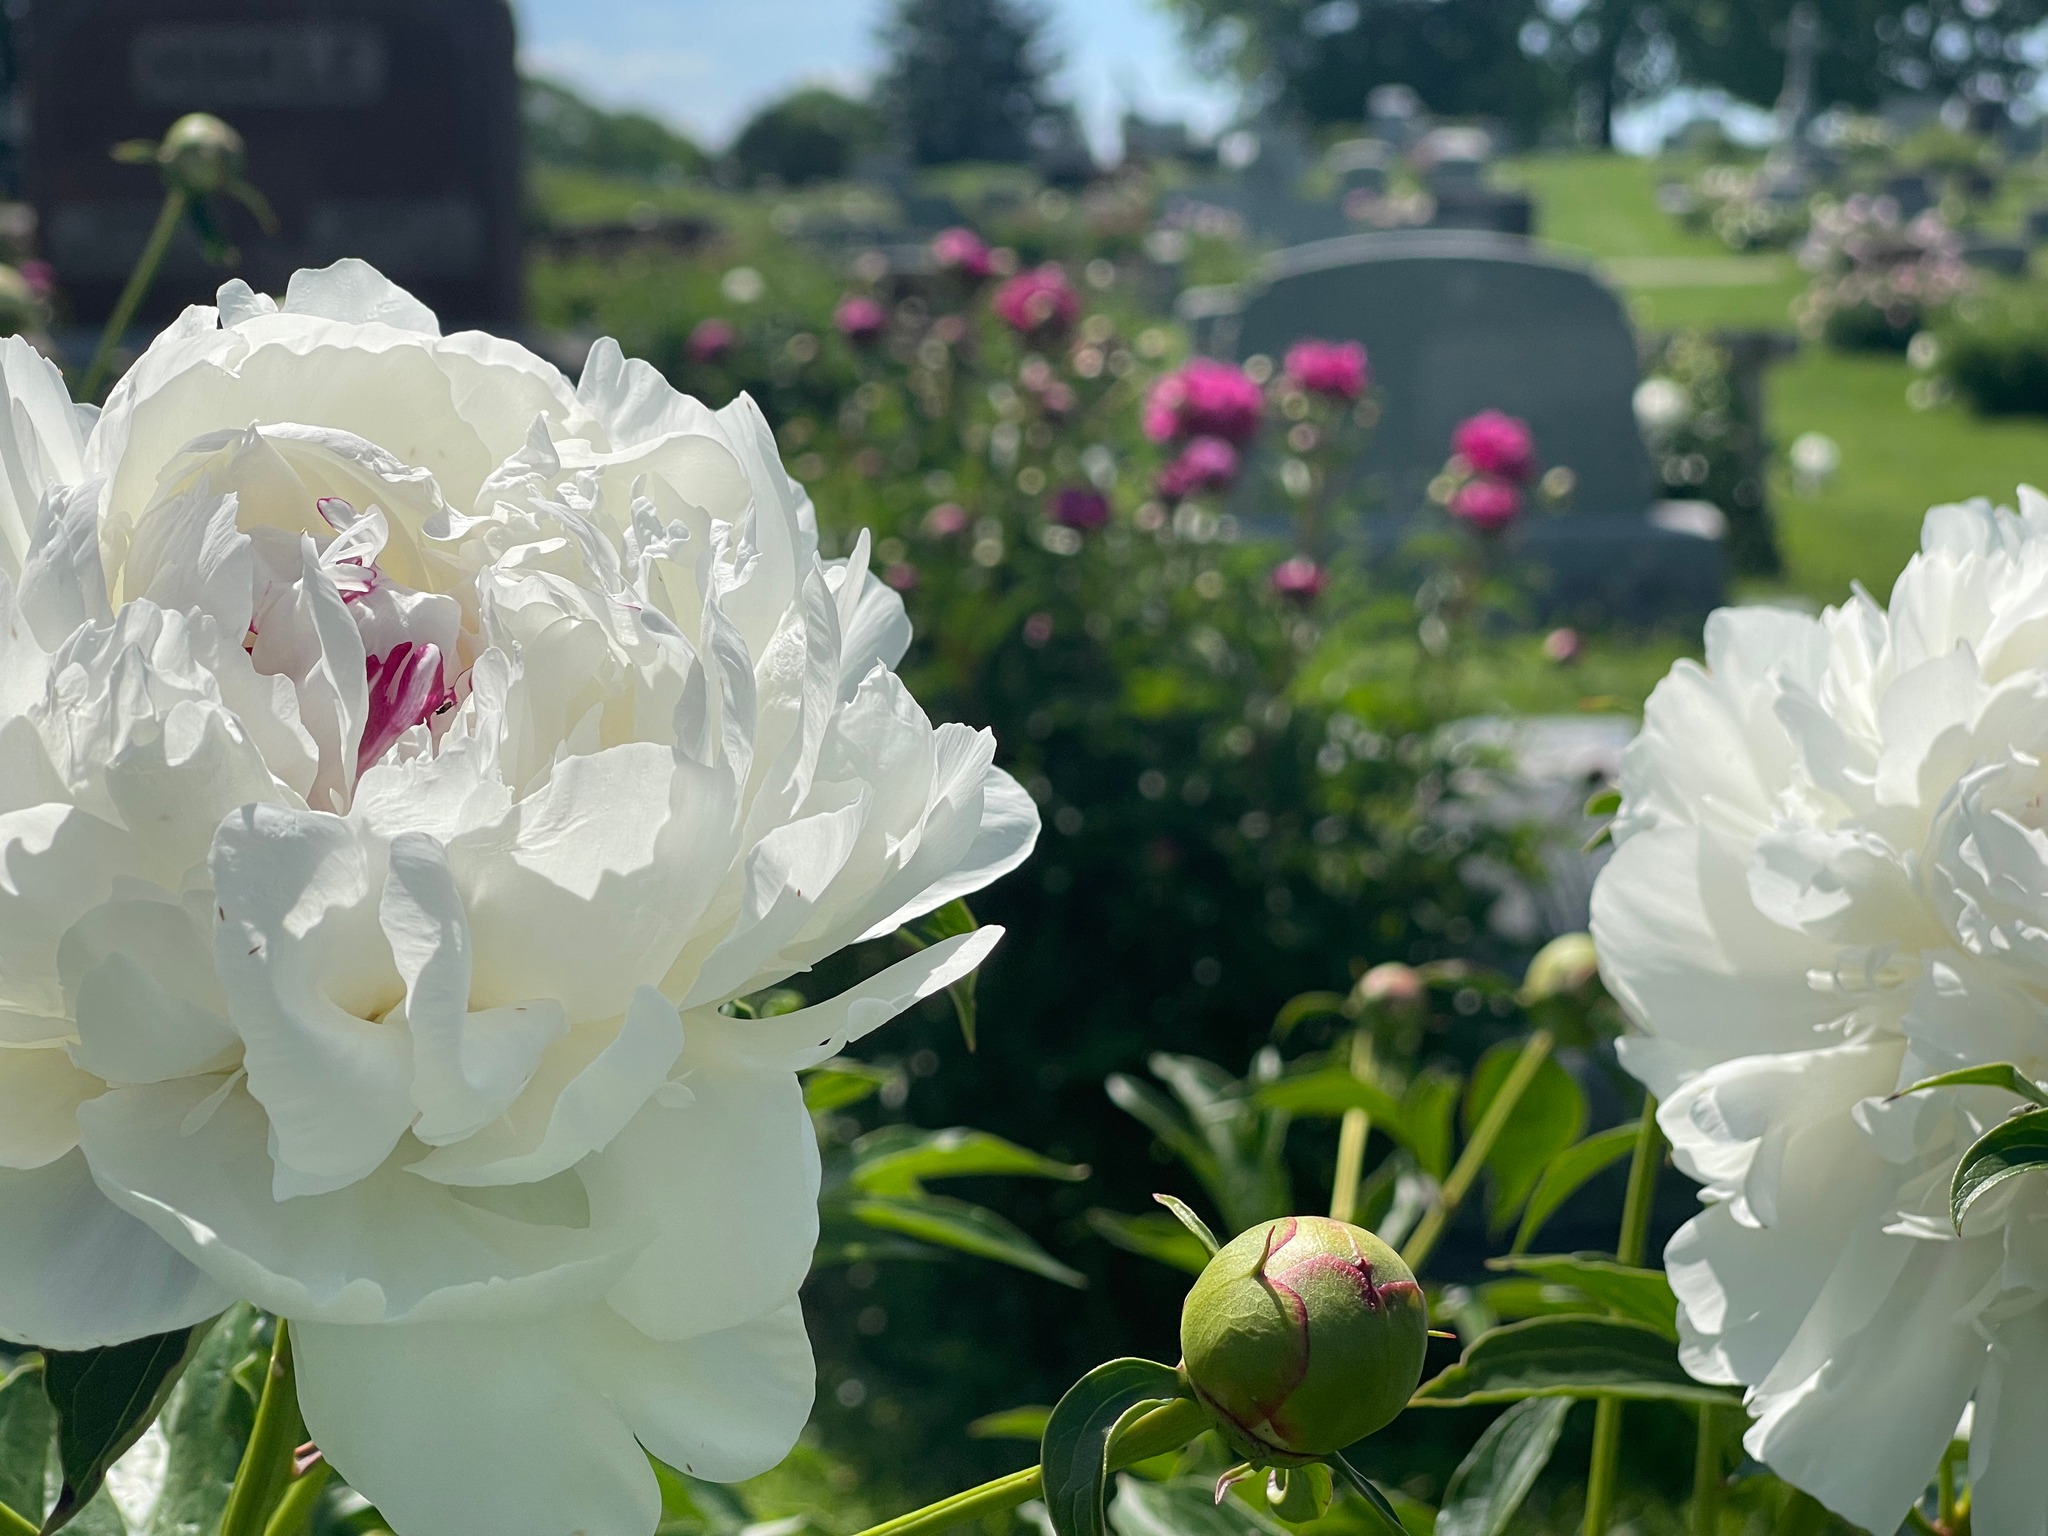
<box><xmin>23</xmin><ymin>0</ymin><xmax>521</xmax><ymax>328</ymax></box>
<box><xmin>1188</xmin><ymin>229</ymin><xmax>1722</xmax><ymax>627</ymax></box>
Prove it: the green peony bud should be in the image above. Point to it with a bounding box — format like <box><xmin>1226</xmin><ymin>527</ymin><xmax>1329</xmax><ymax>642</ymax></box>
<box><xmin>1266</xmin><ymin>1464</ymin><xmax>1333</xmax><ymax>1524</ymax></box>
<box><xmin>158</xmin><ymin>113</ymin><xmax>246</xmax><ymax>196</ymax></box>
<box><xmin>1521</xmin><ymin>932</ymin><xmax>1599</xmax><ymax>1003</ymax></box>
<box><xmin>1180</xmin><ymin>1216</ymin><xmax>1427</xmax><ymax>1462</ymax></box>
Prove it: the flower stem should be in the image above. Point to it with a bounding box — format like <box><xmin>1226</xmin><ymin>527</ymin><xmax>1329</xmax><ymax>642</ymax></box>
<box><xmin>846</xmin><ymin>1394</ymin><xmax>1210</xmax><ymax>1536</ymax></box>
<box><xmin>1583</xmin><ymin>1099</ymin><xmax>1665</xmax><ymax>1536</ymax></box>
<box><xmin>1691</xmin><ymin>1404</ymin><xmax>1721</xmax><ymax>1536</ymax></box>
<box><xmin>1328</xmin><ymin>1030</ymin><xmax>1375</xmax><ymax>1224</ymax></box>
<box><xmin>219</xmin><ymin>1320</ymin><xmax>305</xmax><ymax>1536</ymax></box>
<box><xmin>1401</xmin><ymin>1029</ymin><xmax>1555</xmax><ymax>1273</ymax></box>
<box><xmin>79</xmin><ymin>185</ymin><xmax>188</xmax><ymax>404</ymax></box>
<box><xmin>262</xmin><ymin>1459</ymin><xmax>333</xmax><ymax>1536</ymax></box>
<box><xmin>0</xmin><ymin>1497</ymin><xmax>35</xmax><ymax>1536</ymax></box>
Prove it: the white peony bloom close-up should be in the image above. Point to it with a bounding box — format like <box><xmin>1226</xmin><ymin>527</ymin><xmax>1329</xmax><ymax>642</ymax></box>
<box><xmin>0</xmin><ymin>260</ymin><xmax>1038</xmax><ymax>1536</ymax></box>
<box><xmin>1592</xmin><ymin>491</ymin><xmax>2048</xmax><ymax>1534</ymax></box>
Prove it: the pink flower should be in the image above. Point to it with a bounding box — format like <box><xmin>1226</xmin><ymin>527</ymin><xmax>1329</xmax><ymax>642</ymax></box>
<box><xmin>1284</xmin><ymin>339</ymin><xmax>1369</xmax><ymax>400</ymax></box>
<box><xmin>359</xmin><ymin>641</ymin><xmax>455</xmax><ymax>777</ymax></box>
<box><xmin>1269</xmin><ymin>556</ymin><xmax>1328</xmax><ymax>601</ymax></box>
<box><xmin>884</xmin><ymin>562</ymin><xmax>919</xmax><ymax>591</ymax></box>
<box><xmin>1050</xmin><ymin>486</ymin><xmax>1111</xmax><ymax>531</ymax></box>
<box><xmin>834</xmin><ymin>294</ymin><xmax>887</xmax><ymax>345</ymax></box>
<box><xmin>18</xmin><ymin>260</ymin><xmax>53</xmax><ymax>299</ymax></box>
<box><xmin>1143</xmin><ymin>359</ymin><xmax>1264</xmax><ymax>445</ymax></box>
<box><xmin>993</xmin><ymin>265</ymin><xmax>1081</xmax><ymax>337</ymax></box>
<box><xmin>1449</xmin><ymin>475</ymin><xmax>1523</xmax><ymax>533</ymax></box>
<box><xmin>924</xmin><ymin>502</ymin><xmax>969</xmax><ymax>537</ymax></box>
<box><xmin>688</xmin><ymin>317</ymin><xmax>737</xmax><ymax>364</ymax></box>
<box><xmin>1542</xmin><ymin>626</ymin><xmax>1582</xmax><ymax>664</ymax></box>
<box><xmin>933</xmin><ymin>226</ymin><xmax>994</xmax><ymax>280</ymax></box>
<box><xmin>1038</xmin><ymin>381</ymin><xmax>1078</xmax><ymax>417</ymax></box>
<box><xmin>1452</xmin><ymin>410</ymin><xmax>1537</xmax><ymax>482</ymax></box>
<box><xmin>1157</xmin><ymin>436</ymin><xmax>1240</xmax><ymax>499</ymax></box>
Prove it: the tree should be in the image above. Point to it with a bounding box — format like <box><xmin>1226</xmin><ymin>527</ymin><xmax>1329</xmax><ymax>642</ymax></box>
<box><xmin>877</xmin><ymin>0</ymin><xmax>1056</xmax><ymax>165</ymax></box>
<box><xmin>731</xmin><ymin>87</ymin><xmax>886</xmax><ymax>186</ymax></box>
<box><xmin>522</xmin><ymin>79</ymin><xmax>708</xmax><ymax>180</ymax></box>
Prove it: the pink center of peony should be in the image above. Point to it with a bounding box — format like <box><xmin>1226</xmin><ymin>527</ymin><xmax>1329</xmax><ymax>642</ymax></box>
<box><xmin>359</xmin><ymin>640</ymin><xmax>454</xmax><ymax>775</ymax></box>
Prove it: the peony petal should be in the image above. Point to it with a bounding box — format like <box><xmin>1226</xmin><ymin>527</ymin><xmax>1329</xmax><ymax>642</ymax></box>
<box><xmin>0</xmin><ymin>1045</ymin><xmax>97</xmax><ymax>1167</ymax></box>
<box><xmin>0</xmin><ymin>336</ymin><xmax>90</xmax><ymax>581</ymax></box>
<box><xmin>1970</xmin><ymin>1301</ymin><xmax>2048</xmax><ymax>1534</ymax></box>
<box><xmin>282</xmin><ymin>259</ymin><xmax>440</xmax><ymax>335</ymax></box>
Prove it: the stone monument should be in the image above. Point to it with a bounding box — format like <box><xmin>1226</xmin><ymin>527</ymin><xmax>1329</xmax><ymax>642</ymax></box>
<box><xmin>21</xmin><ymin>0</ymin><xmax>522</xmax><ymax>328</ymax></box>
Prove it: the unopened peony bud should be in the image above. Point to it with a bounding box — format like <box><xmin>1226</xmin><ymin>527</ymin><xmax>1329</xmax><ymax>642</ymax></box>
<box><xmin>1266</xmin><ymin>1464</ymin><xmax>1333</xmax><ymax>1524</ymax></box>
<box><xmin>1356</xmin><ymin>961</ymin><xmax>1422</xmax><ymax>1009</ymax></box>
<box><xmin>158</xmin><ymin>113</ymin><xmax>245</xmax><ymax>196</ymax></box>
<box><xmin>1522</xmin><ymin>932</ymin><xmax>1599</xmax><ymax>1002</ymax></box>
<box><xmin>1181</xmin><ymin>1216</ymin><xmax>1427</xmax><ymax>1462</ymax></box>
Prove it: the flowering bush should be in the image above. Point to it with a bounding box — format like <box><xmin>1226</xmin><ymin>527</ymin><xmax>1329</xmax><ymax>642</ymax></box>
<box><xmin>992</xmin><ymin>264</ymin><xmax>1081</xmax><ymax>339</ymax></box>
<box><xmin>1282</xmin><ymin>340</ymin><xmax>1369</xmax><ymax>402</ymax></box>
<box><xmin>1142</xmin><ymin>358</ymin><xmax>1266</xmax><ymax>446</ymax></box>
<box><xmin>1634</xmin><ymin>329</ymin><xmax>1781</xmax><ymax>576</ymax></box>
<box><xmin>1795</xmin><ymin>194</ymin><xmax>1974</xmax><ymax>352</ymax></box>
<box><xmin>0</xmin><ymin>260</ymin><xmax>1036</xmax><ymax>1536</ymax></box>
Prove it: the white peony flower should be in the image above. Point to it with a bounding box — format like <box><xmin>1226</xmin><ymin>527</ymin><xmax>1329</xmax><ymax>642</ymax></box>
<box><xmin>0</xmin><ymin>260</ymin><xmax>1038</xmax><ymax>1536</ymax></box>
<box><xmin>1592</xmin><ymin>491</ymin><xmax>2048</xmax><ymax>1534</ymax></box>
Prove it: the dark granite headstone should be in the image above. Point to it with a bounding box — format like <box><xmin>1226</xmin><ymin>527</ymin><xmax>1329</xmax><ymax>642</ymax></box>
<box><xmin>22</xmin><ymin>0</ymin><xmax>521</xmax><ymax>328</ymax></box>
<box><xmin>1188</xmin><ymin>229</ymin><xmax>1722</xmax><ymax>628</ymax></box>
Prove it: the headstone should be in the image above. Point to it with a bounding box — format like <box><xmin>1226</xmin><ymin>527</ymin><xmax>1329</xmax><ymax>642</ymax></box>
<box><xmin>22</xmin><ymin>0</ymin><xmax>522</xmax><ymax>329</ymax></box>
<box><xmin>1366</xmin><ymin>84</ymin><xmax>1423</xmax><ymax>149</ymax></box>
<box><xmin>1883</xmin><ymin>173</ymin><xmax>1936</xmax><ymax>219</ymax></box>
<box><xmin>2024</xmin><ymin>205</ymin><xmax>2048</xmax><ymax>247</ymax></box>
<box><xmin>1961</xmin><ymin>236</ymin><xmax>2029</xmax><ymax>277</ymax></box>
<box><xmin>1187</xmin><ymin>229</ymin><xmax>1722</xmax><ymax>628</ymax></box>
<box><xmin>1428</xmin><ymin>186</ymin><xmax>1535</xmax><ymax>236</ymax></box>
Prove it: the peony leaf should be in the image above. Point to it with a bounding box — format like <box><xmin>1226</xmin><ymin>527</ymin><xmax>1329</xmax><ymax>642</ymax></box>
<box><xmin>801</xmin><ymin>1060</ymin><xmax>896</xmax><ymax>1113</ymax></box>
<box><xmin>1041</xmin><ymin>1359</ymin><xmax>1185</xmax><ymax>1536</ymax></box>
<box><xmin>1271</xmin><ymin>991</ymin><xmax>1351</xmax><ymax>1039</ymax></box>
<box><xmin>146</xmin><ymin>1305</ymin><xmax>267</xmax><ymax>1536</ymax></box>
<box><xmin>846</xmin><ymin>1193</ymin><xmax>1086</xmax><ymax>1287</ymax></box>
<box><xmin>1108</xmin><ymin>1475</ymin><xmax>1288</xmax><ymax>1536</ymax></box>
<box><xmin>966</xmin><ymin>1405</ymin><xmax>1052</xmax><ymax>1441</ymax></box>
<box><xmin>0</xmin><ymin>1355</ymin><xmax>54</xmax><ymax>1528</ymax></box>
<box><xmin>1106</xmin><ymin>1074</ymin><xmax>1220</xmax><ymax>1190</ymax></box>
<box><xmin>1401</xmin><ymin>1069</ymin><xmax>1462</xmax><ymax>1182</ymax></box>
<box><xmin>1255</xmin><ymin>1069</ymin><xmax>1407</xmax><ymax>1139</ymax></box>
<box><xmin>1327</xmin><ymin>1452</ymin><xmax>1412</xmax><ymax>1536</ymax></box>
<box><xmin>1085</xmin><ymin>1209</ymin><xmax>1213</xmax><ymax>1275</ymax></box>
<box><xmin>1510</xmin><ymin>1122</ymin><xmax>1640</xmax><ymax>1256</ymax></box>
<box><xmin>1152</xmin><ymin>1194</ymin><xmax>1220</xmax><ymax>1256</ymax></box>
<box><xmin>849</xmin><ymin>1126</ymin><xmax>1089</xmax><ymax>1197</ymax></box>
<box><xmin>896</xmin><ymin>899</ymin><xmax>981</xmax><ymax>1049</ymax></box>
<box><xmin>41</xmin><ymin>1324</ymin><xmax>214</xmax><ymax>1535</ymax></box>
<box><xmin>1436</xmin><ymin>1397</ymin><xmax>1573</xmax><ymax>1536</ymax></box>
<box><xmin>1893</xmin><ymin>1062</ymin><xmax>2048</xmax><ymax>1109</ymax></box>
<box><xmin>1953</xmin><ymin>1107</ymin><xmax>2048</xmax><ymax>1231</ymax></box>
<box><xmin>1463</xmin><ymin>1045</ymin><xmax>1587</xmax><ymax>1233</ymax></box>
<box><xmin>1409</xmin><ymin>1316</ymin><xmax>1740</xmax><ymax>1408</ymax></box>
<box><xmin>1484</xmin><ymin>1255</ymin><xmax>1678</xmax><ymax>1339</ymax></box>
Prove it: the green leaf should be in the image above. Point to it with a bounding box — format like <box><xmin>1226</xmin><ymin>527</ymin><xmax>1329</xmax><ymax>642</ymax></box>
<box><xmin>1105</xmin><ymin>1075</ymin><xmax>1219</xmax><ymax>1192</ymax></box>
<box><xmin>1463</xmin><ymin>1043</ymin><xmax>1586</xmax><ymax>1233</ymax></box>
<box><xmin>1953</xmin><ymin>1107</ymin><xmax>2048</xmax><ymax>1231</ymax></box>
<box><xmin>897</xmin><ymin>898</ymin><xmax>980</xmax><ymax>1049</ymax></box>
<box><xmin>967</xmin><ymin>1405</ymin><xmax>1052</xmax><ymax>1441</ymax></box>
<box><xmin>1085</xmin><ymin>1210</ymin><xmax>1212</xmax><ymax>1275</ymax></box>
<box><xmin>847</xmin><ymin>1194</ymin><xmax>1085</xmax><ymax>1287</ymax></box>
<box><xmin>1152</xmin><ymin>1194</ymin><xmax>1220</xmax><ymax>1257</ymax></box>
<box><xmin>651</xmin><ymin>1456</ymin><xmax>750</xmax><ymax>1536</ymax></box>
<box><xmin>1109</xmin><ymin>1477</ymin><xmax>1287</xmax><ymax>1536</ymax></box>
<box><xmin>801</xmin><ymin>1061</ymin><xmax>895</xmax><ymax>1113</ymax></box>
<box><xmin>1327</xmin><ymin>1453</ymin><xmax>1410</xmax><ymax>1536</ymax></box>
<box><xmin>1436</xmin><ymin>1398</ymin><xmax>1573</xmax><ymax>1536</ymax></box>
<box><xmin>1402</xmin><ymin>1070</ymin><xmax>1461</xmax><ymax>1182</ymax></box>
<box><xmin>1584</xmin><ymin>788</ymin><xmax>1621</xmax><ymax>819</ymax></box>
<box><xmin>0</xmin><ymin>1356</ymin><xmax>53</xmax><ymax>1526</ymax></box>
<box><xmin>1484</xmin><ymin>1256</ymin><xmax>1677</xmax><ymax>1339</ymax></box>
<box><xmin>1255</xmin><ymin>1070</ymin><xmax>1407</xmax><ymax>1137</ymax></box>
<box><xmin>1041</xmin><ymin>1360</ymin><xmax>1185</xmax><ymax>1536</ymax></box>
<box><xmin>849</xmin><ymin>1126</ymin><xmax>1088</xmax><ymax>1197</ymax></box>
<box><xmin>147</xmin><ymin>1305</ymin><xmax>267</xmax><ymax>1536</ymax></box>
<box><xmin>1511</xmin><ymin>1123</ymin><xmax>1640</xmax><ymax>1256</ymax></box>
<box><xmin>1272</xmin><ymin>992</ymin><xmax>1351</xmax><ymax>1040</ymax></box>
<box><xmin>1411</xmin><ymin>1316</ymin><xmax>1740</xmax><ymax>1408</ymax></box>
<box><xmin>1894</xmin><ymin>1062</ymin><xmax>2048</xmax><ymax>1108</ymax></box>
<box><xmin>42</xmin><ymin>1324</ymin><xmax>214</xmax><ymax>1535</ymax></box>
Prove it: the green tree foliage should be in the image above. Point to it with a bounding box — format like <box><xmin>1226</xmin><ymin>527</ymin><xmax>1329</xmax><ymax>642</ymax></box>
<box><xmin>732</xmin><ymin>87</ymin><xmax>887</xmax><ymax>186</ymax></box>
<box><xmin>522</xmin><ymin>77</ymin><xmax>707</xmax><ymax>179</ymax></box>
<box><xmin>877</xmin><ymin>0</ymin><xmax>1055</xmax><ymax>165</ymax></box>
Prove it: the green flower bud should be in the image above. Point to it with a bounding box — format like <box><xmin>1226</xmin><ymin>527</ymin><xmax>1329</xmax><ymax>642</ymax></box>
<box><xmin>1266</xmin><ymin>1464</ymin><xmax>1333</xmax><ymax>1524</ymax></box>
<box><xmin>1521</xmin><ymin>932</ymin><xmax>1599</xmax><ymax>1003</ymax></box>
<box><xmin>1180</xmin><ymin>1216</ymin><xmax>1427</xmax><ymax>1462</ymax></box>
<box><xmin>158</xmin><ymin>114</ymin><xmax>245</xmax><ymax>196</ymax></box>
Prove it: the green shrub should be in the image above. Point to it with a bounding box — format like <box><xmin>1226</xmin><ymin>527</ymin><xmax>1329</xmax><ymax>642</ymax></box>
<box><xmin>731</xmin><ymin>87</ymin><xmax>886</xmax><ymax>187</ymax></box>
<box><xmin>1939</xmin><ymin>286</ymin><xmax>2048</xmax><ymax>417</ymax></box>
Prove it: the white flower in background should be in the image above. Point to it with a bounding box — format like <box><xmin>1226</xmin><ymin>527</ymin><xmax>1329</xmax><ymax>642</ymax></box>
<box><xmin>1789</xmin><ymin>429</ymin><xmax>1840</xmax><ymax>496</ymax></box>
<box><xmin>0</xmin><ymin>260</ymin><xmax>1037</xmax><ymax>1536</ymax></box>
<box><xmin>1592</xmin><ymin>492</ymin><xmax>2048</xmax><ymax>1533</ymax></box>
<box><xmin>1630</xmin><ymin>376</ymin><xmax>1690</xmax><ymax>434</ymax></box>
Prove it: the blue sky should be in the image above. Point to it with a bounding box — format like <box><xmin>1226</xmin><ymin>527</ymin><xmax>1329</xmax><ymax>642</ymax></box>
<box><xmin>513</xmin><ymin>0</ymin><xmax>1241</xmax><ymax>154</ymax></box>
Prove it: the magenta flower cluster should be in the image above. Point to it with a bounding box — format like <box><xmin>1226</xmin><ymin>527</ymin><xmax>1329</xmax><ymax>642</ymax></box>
<box><xmin>1284</xmin><ymin>339</ymin><xmax>1370</xmax><ymax>401</ymax></box>
<box><xmin>932</xmin><ymin>226</ymin><xmax>995</xmax><ymax>280</ymax></box>
<box><xmin>993</xmin><ymin>265</ymin><xmax>1080</xmax><ymax>338</ymax></box>
<box><xmin>1446</xmin><ymin>409</ymin><xmax>1538</xmax><ymax>533</ymax></box>
<box><xmin>1143</xmin><ymin>359</ymin><xmax>1264</xmax><ymax>445</ymax></box>
<box><xmin>834</xmin><ymin>294</ymin><xmax>887</xmax><ymax>345</ymax></box>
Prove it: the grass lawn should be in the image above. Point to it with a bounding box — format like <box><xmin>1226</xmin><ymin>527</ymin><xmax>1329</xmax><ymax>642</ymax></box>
<box><xmin>1506</xmin><ymin>152</ymin><xmax>2048</xmax><ymax>608</ymax></box>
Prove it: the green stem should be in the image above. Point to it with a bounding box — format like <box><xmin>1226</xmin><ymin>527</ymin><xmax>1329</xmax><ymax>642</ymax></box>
<box><xmin>847</xmin><ymin>1394</ymin><xmax>1210</xmax><ymax>1536</ymax></box>
<box><xmin>219</xmin><ymin>1320</ymin><xmax>305</xmax><ymax>1536</ymax></box>
<box><xmin>1329</xmin><ymin>1030</ymin><xmax>1375</xmax><ymax>1224</ymax></box>
<box><xmin>1583</xmin><ymin>1098</ymin><xmax>1664</xmax><ymax>1536</ymax></box>
<box><xmin>0</xmin><ymin>1498</ymin><xmax>35</xmax><ymax>1536</ymax></box>
<box><xmin>262</xmin><ymin>1460</ymin><xmax>333</xmax><ymax>1536</ymax></box>
<box><xmin>1691</xmin><ymin>1404</ymin><xmax>1720</xmax><ymax>1536</ymax></box>
<box><xmin>1401</xmin><ymin>1029</ymin><xmax>1555</xmax><ymax>1272</ymax></box>
<box><xmin>79</xmin><ymin>186</ymin><xmax>188</xmax><ymax>404</ymax></box>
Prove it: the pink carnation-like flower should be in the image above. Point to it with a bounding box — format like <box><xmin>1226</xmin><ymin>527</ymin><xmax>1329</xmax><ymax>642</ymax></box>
<box><xmin>1050</xmin><ymin>486</ymin><xmax>1111</xmax><ymax>531</ymax></box>
<box><xmin>933</xmin><ymin>226</ymin><xmax>994</xmax><ymax>280</ymax></box>
<box><xmin>1157</xmin><ymin>436</ymin><xmax>1241</xmax><ymax>500</ymax></box>
<box><xmin>1284</xmin><ymin>339</ymin><xmax>1370</xmax><ymax>401</ymax></box>
<box><xmin>688</xmin><ymin>317</ymin><xmax>737</xmax><ymax>364</ymax></box>
<box><xmin>1269</xmin><ymin>556</ymin><xmax>1328</xmax><ymax>601</ymax></box>
<box><xmin>993</xmin><ymin>265</ymin><xmax>1080</xmax><ymax>337</ymax></box>
<box><xmin>1449</xmin><ymin>475</ymin><xmax>1523</xmax><ymax>533</ymax></box>
<box><xmin>1143</xmin><ymin>359</ymin><xmax>1264</xmax><ymax>445</ymax></box>
<box><xmin>1452</xmin><ymin>410</ymin><xmax>1537</xmax><ymax>483</ymax></box>
<box><xmin>834</xmin><ymin>295</ymin><xmax>887</xmax><ymax>345</ymax></box>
